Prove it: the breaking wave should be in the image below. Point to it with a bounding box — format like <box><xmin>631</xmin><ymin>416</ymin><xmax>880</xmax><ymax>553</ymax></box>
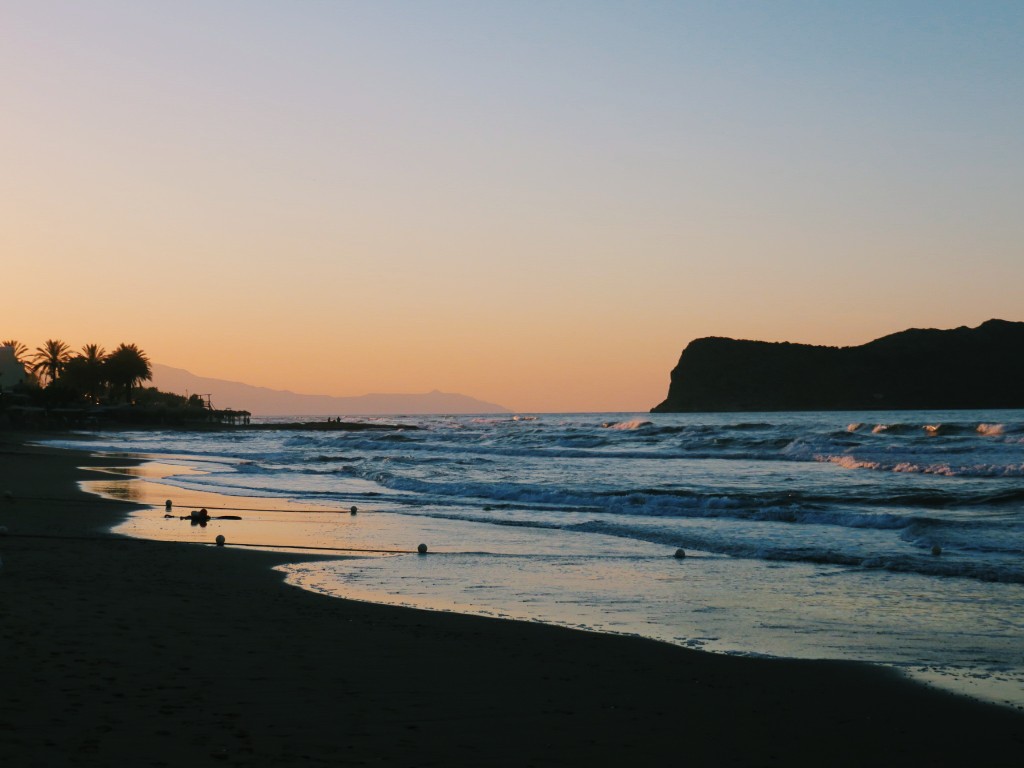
<box><xmin>601</xmin><ymin>419</ymin><xmax>654</xmax><ymax>430</ymax></box>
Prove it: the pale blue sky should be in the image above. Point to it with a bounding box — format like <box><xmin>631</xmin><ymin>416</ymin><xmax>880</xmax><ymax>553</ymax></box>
<box><xmin>3</xmin><ymin>2</ymin><xmax>1022</xmax><ymax>410</ymax></box>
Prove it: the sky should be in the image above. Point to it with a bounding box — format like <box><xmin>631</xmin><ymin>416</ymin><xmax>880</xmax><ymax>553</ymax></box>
<box><xmin>2</xmin><ymin>1</ymin><xmax>1022</xmax><ymax>412</ymax></box>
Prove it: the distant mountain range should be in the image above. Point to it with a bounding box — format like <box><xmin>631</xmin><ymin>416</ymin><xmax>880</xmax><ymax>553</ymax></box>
<box><xmin>652</xmin><ymin>319</ymin><xmax>1024</xmax><ymax>412</ymax></box>
<box><xmin>151</xmin><ymin>364</ymin><xmax>510</xmax><ymax>415</ymax></box>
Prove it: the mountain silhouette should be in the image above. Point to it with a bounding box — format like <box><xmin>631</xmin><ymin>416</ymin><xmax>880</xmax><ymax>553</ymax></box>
<box><xmin>152</xmin><ymin>364</ymin><xmax>510</xmax><ymax>415</ymax></box>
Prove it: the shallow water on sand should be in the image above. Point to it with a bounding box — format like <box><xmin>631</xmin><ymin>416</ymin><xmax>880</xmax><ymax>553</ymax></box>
<box><xmin>57</xmin><ymin>409</ymin><xmax>1024</xmax><ymax>709</ymax></box>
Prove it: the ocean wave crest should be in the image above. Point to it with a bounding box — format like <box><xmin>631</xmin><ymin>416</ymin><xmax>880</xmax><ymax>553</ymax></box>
<box><xmin>817</xmin><ymin>454</ymin><xmax>1024</xmax><ymax>477</ymax></box>
<box><xmin>601</xmin><ymin>419</ymin><xmax>653</xmax><ymax>430</ymax></box>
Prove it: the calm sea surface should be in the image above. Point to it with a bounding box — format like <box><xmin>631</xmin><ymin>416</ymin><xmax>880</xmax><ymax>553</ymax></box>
<box><xmin>47</xmin><ymin>410</ymin><xmax>1024</xmax><ymax>708</ymax></box>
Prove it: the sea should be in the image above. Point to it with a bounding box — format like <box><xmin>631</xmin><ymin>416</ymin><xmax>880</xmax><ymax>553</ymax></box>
<box><xmin>45</xmin><ymin>409</ymin><xmax>1024</xmax><ymax>709</ymax></box>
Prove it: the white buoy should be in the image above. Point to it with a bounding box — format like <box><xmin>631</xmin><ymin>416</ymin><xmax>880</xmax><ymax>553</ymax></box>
<box><xmin>216</xmin><ymin>535</ymin><xmax>226</xmax><ymax>547</ymax></box>
<box><xmin>165</xmin><ymin>499</ymin><xmax>173</xmax><ymax>510</ymax></box>
<box><xmin>931</xmin><ymin>545</ymin><xmax>942</xmax><ymax>556</ymax></box>
<box><xmin>350</xmin><ymin>505</ymin><xmax>358</xmax><ymax>515</ymax></box>
<box><xmin>417</xmin><ymin>543</ymin><xmax>428</xmax><ymax>554</ymax></box>
<box><xmin>674</xmin><ymin>548</ymin><xmax>686</xmax><ymax>559</ymax></box>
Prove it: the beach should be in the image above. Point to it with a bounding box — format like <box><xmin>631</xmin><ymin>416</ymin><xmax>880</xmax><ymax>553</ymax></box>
<box><xmin>2</xmin><ymin>437</ymin><xmax>1023</xmax><ymax>767</ymax></box>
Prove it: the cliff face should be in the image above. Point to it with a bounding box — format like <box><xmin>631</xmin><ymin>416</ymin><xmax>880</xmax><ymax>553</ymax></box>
<box><xmin>651</xmin><ymin>319</ymin><xmax>1024</xmax><ymax>413</ymax></box>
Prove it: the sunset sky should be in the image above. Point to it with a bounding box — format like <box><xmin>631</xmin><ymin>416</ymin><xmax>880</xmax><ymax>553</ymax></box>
<box><xmin>3</xmin><ymin>2</ymin><xmax>1022</xmax><ymax>412</ymax></box>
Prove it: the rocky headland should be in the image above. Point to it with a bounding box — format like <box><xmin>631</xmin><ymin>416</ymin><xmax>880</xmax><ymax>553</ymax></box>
<box><xmin>652</xmin><ymin>319</ymin><xmax>1024</xmax><ymax>412</ymax></box>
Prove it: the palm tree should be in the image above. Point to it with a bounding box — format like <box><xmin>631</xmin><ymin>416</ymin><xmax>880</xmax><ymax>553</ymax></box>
<box><xmin>66</xmin><ymin>343</ymin><xmax>108</xmax><ymax>403</ymax></box>
<box><xmin>81</xmin><ymin>343</ymin><xmax>106</xmax><ymax>364</ymax></box>
<box><xmin>31</xmin><ymin>339</ymin><xmax>72</xmax><ymax>386</ymax></box>
<box><xmin>104</xmin><ymin>343</ymin><xmax>152</xmax><ymax>403</ymax></box>
<box><xmin>0</xmin><ymin>340</ymin><xmax>29</xmax><ymax>364</ymax></box>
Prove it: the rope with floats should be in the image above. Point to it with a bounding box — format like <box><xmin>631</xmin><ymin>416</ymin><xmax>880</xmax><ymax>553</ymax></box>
<box><xmin>0</xmin><ymin>531</ymin><xmax>426</xmax><ymax>555</ymax></box>
<box><xmin>0</xmin><ymin>530</ymin><xmax>695</xmax><ymax>560</ymax></box>
<box><xmin>1</xmin><ymin>493</ymin><xmax>697</xmax><ymax>560</ymax></box>
<box><xmin>5</xmin><ymin>494</ymin><xmax>370</xmax><ymax>516</ymax></box>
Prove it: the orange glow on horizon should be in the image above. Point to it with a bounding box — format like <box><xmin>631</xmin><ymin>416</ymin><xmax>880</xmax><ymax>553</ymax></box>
<box><xmin>3</xmin><ymin>4</ymin><xmax>1022</xmax><ymax>412</ymax></box>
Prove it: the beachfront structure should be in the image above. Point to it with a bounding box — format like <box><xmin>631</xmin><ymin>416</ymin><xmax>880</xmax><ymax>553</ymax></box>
<box><xmin>193</xmin><ymin>393</ymin><xmax>251</xmax><ymax>425</ymax></box>
<box><xmin>212</xmin><ymin>408</ymin><xmax>252</xmax><ymax>425</ymax></box>
<box><xmin>0</xmin><ymin>345</ymin><xmax>28</xmax><ymax>392</ymax></box>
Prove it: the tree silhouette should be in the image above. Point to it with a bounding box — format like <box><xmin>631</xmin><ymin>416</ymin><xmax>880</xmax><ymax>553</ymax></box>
<box><xmin>63</xmin><ymin>344</ymin><xmax>108</xmax><ymax>403</ymax></box>
<box><xmin>104</xmin><ymin>343</ymin><xmax>152</xmax><ymax>402</ymax></box>
<box><xmin>31</xmin><ymin>339</ymin><xmax>72</xmax><ymax>386</ymax></box>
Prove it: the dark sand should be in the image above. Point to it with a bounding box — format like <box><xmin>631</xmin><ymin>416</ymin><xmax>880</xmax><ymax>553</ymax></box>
<box><xmin>1</xmin><ymin>438</ymin><xmax>1022</xmax><ymax>767</ymax></box>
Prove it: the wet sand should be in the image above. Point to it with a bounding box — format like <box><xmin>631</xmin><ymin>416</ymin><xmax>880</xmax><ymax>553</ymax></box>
<box><xmin>1</xmin><ymin>437</ymin><xmax>1022</xmax><ymax>766</ymax></box>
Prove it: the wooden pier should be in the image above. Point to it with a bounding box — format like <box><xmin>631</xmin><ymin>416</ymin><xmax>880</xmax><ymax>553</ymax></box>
<box><xmin>194</xmin><ymin>394</ymin><xmax>251</xmax><ymax>425</ymax></box>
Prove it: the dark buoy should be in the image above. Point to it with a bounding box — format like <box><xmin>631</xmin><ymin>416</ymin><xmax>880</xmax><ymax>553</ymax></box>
<box><xmin>417</xmin><ymin>543</ymin><xmax>428</xmax><ymax>554</ymax></box>
<box><xmin>0</xmin><ymin>525</ymin><xmax>8</xmax><ymax>536</ymax></box>
<box><xmin>674</xmin><ymin>548</ymin><xmax>686</xmax><ymax>559</ymax></box>
<box><xmin>189</xmin><ymin>508</ymin><xmax>211</xmax><ymax>527</ymax></box>
<box><xmin>350</xmin><ymin>505</ymin><xmax>358</xmax><ymax>515</ymax></box>
<box><xmin>165</xmin><ymin>499</ymin><xmax>173</xmax><ymax>511</ymax></box>
<box><xmin>216</xmin><ymin>534</ymin><xmax>226</xmax><ymax>547</ymax></box>
<box><xmin>4</xmin><ymin>490</ymin><xmax>13</xmax><ymax>502</ymax></box>
<box><xmin>931</xmin><ymin>544</ymin><xmax>942</xmax><ymax>556</ymax></box>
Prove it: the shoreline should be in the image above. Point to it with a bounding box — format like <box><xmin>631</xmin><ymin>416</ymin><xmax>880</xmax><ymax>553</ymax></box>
<box><xmin>80</xmin><ymin>443</ymin><xmax>1024</xmax><ymax>711</ymax></box>
<box><xmin>2</xmin><ymin>437</ymin><xmax>1023</xmax><ymax>765</ymax></box>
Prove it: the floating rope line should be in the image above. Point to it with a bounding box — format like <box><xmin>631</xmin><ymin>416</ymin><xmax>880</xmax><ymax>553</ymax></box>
<box><xmin>3</xmin><ymin>532</ymin><xmax>420</xmax><ymax>555</ymax></box>
<box><xmin>202</xmin><ymin>542</ymin><xmax>412</xmax><ymax>554</ymax></box>
<box><xmin>6</xmin><ymin>495</ymin><xmax>373</xmax><ymax>515</ymax></box>
<box><xmin>3</xmin><ymin>496</ymin><xmax>704</xmax><ymax>560</ymax></box>
<box><xmin>1</xmin><ymin>531</ymin><xmax>695</xmax><ymax>560</ymax></box>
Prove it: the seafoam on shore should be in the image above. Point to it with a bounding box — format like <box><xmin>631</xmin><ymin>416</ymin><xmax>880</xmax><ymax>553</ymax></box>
<box><xmin>50</xmin><ymin>409</ymin><xmax>1024</xmax><ymax>708</ymax></box>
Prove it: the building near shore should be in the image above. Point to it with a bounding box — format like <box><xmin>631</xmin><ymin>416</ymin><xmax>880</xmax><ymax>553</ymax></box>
<box><xmin>0</xmin><ymin>345</ymin><xmax>27</xmax><ymax>391</ymax></box>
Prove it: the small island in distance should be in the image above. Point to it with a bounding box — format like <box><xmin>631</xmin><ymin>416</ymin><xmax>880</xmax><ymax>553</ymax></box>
<box><xmin>652</xmin><ymin>319</ymin><xmax>1024</xmax><ymax>413</ymax></box>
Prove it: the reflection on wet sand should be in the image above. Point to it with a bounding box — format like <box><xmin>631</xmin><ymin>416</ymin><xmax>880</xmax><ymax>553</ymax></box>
<box><xmin>83</xmin><ymin>461</ymin><xmax>380</xmax><ymax>558</ymax></box>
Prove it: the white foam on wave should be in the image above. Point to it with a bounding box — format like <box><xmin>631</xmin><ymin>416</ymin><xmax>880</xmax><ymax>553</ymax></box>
<box><xmin>891</xmin><ymin>461</ymin><xmax>956</xmax><ymax>476</ymax></box>
<box><xmin>871</xmin><ymin>424</ymin><xmax>889</xmax><ymax>434</ymax></box>
<box><xmin>602</xmin><ymin>419</ymin><xmax>653</xmax><ymax>431</ymax></box>
<box><xmin>847</xmin><ymin>423</ymin><xmax>863</xmax><ymax>432</ymax></box>
<box><xmin>977</xmin><ymin>423</ymin><xmax>1004</xmax><ymax>436</ymax></box>
<box><xmin>818</xmin><ymin>454</ymin><xmax>1024</xmax><ymax>478</ymax></box>
<box><xmin>822</xmin><ymin>455</ymin><xmax>883</xmax><ymax>471</ymax></box>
